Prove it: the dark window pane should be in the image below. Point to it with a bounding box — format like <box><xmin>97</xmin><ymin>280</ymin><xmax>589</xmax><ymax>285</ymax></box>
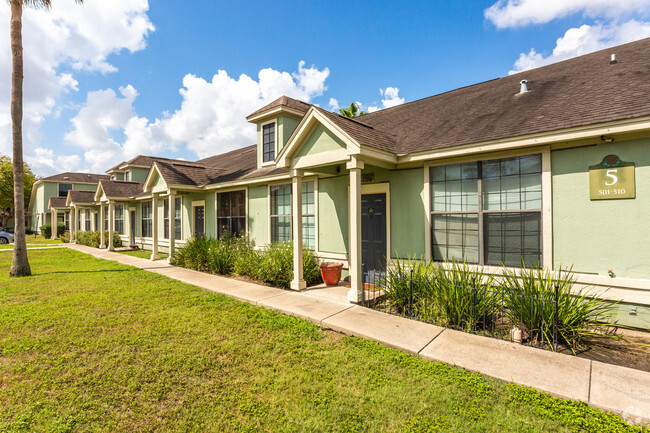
<box><xmin>484</xmin><ymin>212</ymin><xmax>541</xmax><ymax>267</ymax></box>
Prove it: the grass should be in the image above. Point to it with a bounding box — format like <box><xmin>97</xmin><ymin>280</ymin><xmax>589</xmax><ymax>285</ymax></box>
<box><xmin>0</xmin><ymin>250</ymin><xmax>646</xmax><ymax>433</ymax></box>
<box><xmin>0</xmin><ymin>238</ymin><xmax>64</xmax><ymax>250</ymax></box>
<box><xmin>118</xmin><ymin>249</ymin><xmax>168</xmax><ymax>260</ymax></box>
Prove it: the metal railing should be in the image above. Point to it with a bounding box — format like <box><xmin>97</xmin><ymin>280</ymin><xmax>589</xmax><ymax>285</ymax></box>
<box><xmin>361</xmin><ymin>268</ymin><xmax>559</xmax><ymax>351</ymax></box>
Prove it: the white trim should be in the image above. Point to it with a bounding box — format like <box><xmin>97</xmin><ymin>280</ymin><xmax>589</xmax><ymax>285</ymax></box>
<box><xmin>541</xmin><ymin>147</ymin><xmax>553</xmax><ymax>268</ymax></box>
<box><xmin>398</xmin><ymin>116</ymin><xmax>650</xmax><ymax>165</ymax></box>
<box><xmin>205</xmin><ymin>173</ymin><xmax>291</xmax><ymax>190</ymax></box>
<box><xmin>245</xmin><ymin>105</ymin><xmax>306</xmax><ymax>123</ymax></box>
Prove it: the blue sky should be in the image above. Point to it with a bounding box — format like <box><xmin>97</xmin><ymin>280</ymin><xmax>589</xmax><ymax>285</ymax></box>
<box><xmin>1</xmin><ymin>0</ymin><xmax>649</xmax><ymax>175</ymax></box>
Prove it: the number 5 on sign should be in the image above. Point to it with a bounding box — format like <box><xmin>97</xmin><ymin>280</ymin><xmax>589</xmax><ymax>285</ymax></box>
<box><xmin>589</xmin><ymin>155</ymin><xmax>635</xmax><ymax>200</ymax></box>
<box><xmin>605</xmin><ymin>169</ymin><xmax>618</xmax><ymax>186</ymax></box>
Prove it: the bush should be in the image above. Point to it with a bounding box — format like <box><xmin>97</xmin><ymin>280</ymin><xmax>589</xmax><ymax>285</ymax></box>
<box><xmin>40</xmin><ymin>224</ymin><xmax>52</xmax><ymax>239</ymax></box>
<box><xmin>56</xmin><ymin>222</ymin><xmax>66</xmax><ymax>237</ymax></box>
<box><xmin>502</xmin><ymin>265</ymin><xmax>616</xmax><ymax>352</ymax></box>
<box><xmin>75</xmin><ymin>231</ymin><xmax>121</xmax><ymax>248</ymax></box>
<box><xmin>60</xmin><ymin>231</ymin><xmax>70</xmax><ymax>243</ymax></box>
<box><xmin>171</xmin><ymin>237</ymin><xmax>322</xmax><ymax>289</ymax></box>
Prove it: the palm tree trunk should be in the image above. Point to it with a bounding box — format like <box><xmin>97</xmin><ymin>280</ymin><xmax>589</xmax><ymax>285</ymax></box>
<box><xmin>9</xmin><ymin>0</ymin><xmax>31</xmax><ymax>277</ymax></box>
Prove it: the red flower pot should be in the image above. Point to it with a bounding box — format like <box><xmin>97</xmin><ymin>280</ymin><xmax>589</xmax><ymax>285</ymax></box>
<box><xmin>319</xmin><ymin>262</ymin><xmax>343</xmax><ymax>287</ymax></box>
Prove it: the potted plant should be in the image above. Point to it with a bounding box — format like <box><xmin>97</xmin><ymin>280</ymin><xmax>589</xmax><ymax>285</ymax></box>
<box><xmin>319</xmin><ymin>262</ymin><xmax>343</xmax><ymax>286</ymax></box>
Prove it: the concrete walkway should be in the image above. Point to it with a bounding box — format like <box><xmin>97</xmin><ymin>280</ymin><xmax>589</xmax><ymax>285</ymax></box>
<box><xmin>67</xmin><ymin>244</ymin><xmax>650</xmax><ymax>425</ymax></box>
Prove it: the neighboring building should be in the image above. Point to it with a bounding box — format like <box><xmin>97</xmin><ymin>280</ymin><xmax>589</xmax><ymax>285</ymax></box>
<box><xmin>28</xmin><ymin>172</ymin><xmax>110</xmax><ymax>233</ymax></box>
<box><xmin>37</xmin><ymin>38</ymin><xmax>650</xmax><ymax>328</ymax></box>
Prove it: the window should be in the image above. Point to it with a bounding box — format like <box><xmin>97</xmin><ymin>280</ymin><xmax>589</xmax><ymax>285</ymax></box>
<box><xmin>114</xmin><ymin>204</ymin><xmax>124</xmax><ymax>235</ymax></box>
<box><xmin>142</xmin><ymin>201</ymin><xmax>152</xmax><ymax>237</ymax></box>
<box><xmin>124</xmin><ymin>171</ymin><xmax>131</xmax><ymax>181</ymax></box>
<box><xmin>103</xmin><ymin>209</ymin><xmax>108</xmax><ymax>231</ymax></box>
<box><xmin>164</xmin><ymin>197</ymin><xmax>182</xmax><ymax>239</ymax></box>
<box><xmin>302</xmin><ymin>182</ymin><xmax>315</xmax><ymax>249</ymax></box>
<box><xmin>84</xmin><ymin>209</ymin><xmax>91</xmax><ymax>231</ymax></box>
<box><xmin>217</xmin><ymin>190</ymin><xmax>246</xmax><ymax>238</ymax></box>
<box><xmin>65</xmin><ymin>211</ymin><xmax>70</xmax><ymax>230</ymax></box>
<box><xmin>270</xmin><ymin>184</ymin><xmax>291</xmax><ymax>242</ymax></box>
<box><xmin>270</xmin><ymin>182</ymin><xmax>316</xmax><ymax>247</ymax></box>
<box><xmin>430</xmin><ymin>154</ymin><xmax>542</xmax><ymax>267</ymax></box>
<box><xmin>58</xmin><ymin>183</ymin><xmax>72</xmax><ymax>197</ymax></box>
<box><xmin>262</xmin><ymin>122</ymin><xmax>275</xmax><ymax>162</ymax></box>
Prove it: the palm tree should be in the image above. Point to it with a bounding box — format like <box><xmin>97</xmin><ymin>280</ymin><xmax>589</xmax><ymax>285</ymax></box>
<box><xmin>9</xmin><ymin>0</ymin><xmax>82</xmax><ymax>277</ymax></box>
<box><xmin>339</xmin><ymin>102</ymin><xmax>367</xmax><ymax>118</ymax></box>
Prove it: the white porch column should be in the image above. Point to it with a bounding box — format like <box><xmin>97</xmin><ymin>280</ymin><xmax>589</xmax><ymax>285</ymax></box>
<box><xmin>168</xmin><ymin>191</ymin><xmax>176</xmax><ymax>263</ymax></box>
<box><xmin>347</xmin><ymin>158</ymin><xmax>364</xmax><ymax>303</ymax></box>
<box><xmin>151</xmin><ymin>194</ymin><xmax>160</xmax><ymax>261</ymax></box>
<box><xmin>99</xmin><ymin>204</ymin><xmax>106</xmax><ymax>248</ymax></box>
<box><xmin>73</xmin><ymin>206</ymin><xmax>79</xmax><ymax>243</ymax></box>
<box><xmin>290</xmin><ymin>170</ymin><xmax>306</xmax><ymax>291</ymax></box>
<box><xmin>108</xmin><ymin>202</ymin><xmax>115</xmax><ymax>251</ymax></box>
<box><xmin>50</xmin><ymin>210</ymin><xmax>57</xmax><ymax>240</ymax></box>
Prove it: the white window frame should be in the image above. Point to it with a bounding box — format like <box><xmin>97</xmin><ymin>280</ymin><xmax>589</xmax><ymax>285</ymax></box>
<box><xmin>192</xmin><ymin>200</ymin><xmax>206</xmax><ymax>237</ymax></box>
<box><xmin>164</xmin><ymin>196</ymin><xmax>183</xmax><ymax>240</ymax></box>
<box><xmin>423</xmin><ymin>146</ymin><xmax>552</xmax><ymax>268</ymax></box>
<box><xmin>260</xmin><ymin>119</ymin><xmax>278</xmax><ymax>167</ymax></box>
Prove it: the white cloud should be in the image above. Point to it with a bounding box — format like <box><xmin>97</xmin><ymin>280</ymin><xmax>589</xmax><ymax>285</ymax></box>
<box><xmin>328</xmin><ymin>98</ymin><xmax>340</xmax><ymax>111</ymax></box>
<box><xmin>509</xmin><ymin>20</ymin><xmax>650</xmax><ymax>73</ymax></box>
<box><xmin>0</xmin><ymin>1</ymin><xmax>154</xmax><ymax>171</ymax></box>
<box><xmin>485</xmin><ymin>0</ymin><xmax>650</xmax><ymax>28</ymax></box>
<box><xmin>58</xmin><ymin>62</ymin><xmax>331</xmax><ymax>172</ymax></box>
<box><xmin>367</xmin><ymin>87</ymin><xmax>405</xmax><ymax>113</ymax></box>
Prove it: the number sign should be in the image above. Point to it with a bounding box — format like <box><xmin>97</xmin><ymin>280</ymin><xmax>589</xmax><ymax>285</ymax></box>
<box><xmin>589</xmin><ymin>155</ymin><xmax>635</xmax><ymax>200</ymax></box>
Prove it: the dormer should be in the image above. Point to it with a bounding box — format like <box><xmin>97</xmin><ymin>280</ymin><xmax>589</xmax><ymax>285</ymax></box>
<box><xmin>246</xmin><ymin>96</ymin><xmax>311</xmax><ymax>169</ymax></box>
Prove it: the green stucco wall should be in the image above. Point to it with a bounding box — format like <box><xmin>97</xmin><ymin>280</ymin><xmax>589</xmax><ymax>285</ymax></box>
<box><xmin>248</xmin><ymin>185</ymin><xmax>268</xmax><ymax>246</ymax></box>
<box><xmin>389</xmin><ymin>168</ymin><xmax>425</xmax><ymax>258</ymax></box>
<box><xmin>318</xmin><ymin>175</ymin><xmax>349</xmax><ymax>254</ymax></box>
<box><xmin>113</xmin><ymin>173</ymin><xmax>125</xmax><ymax>181</ymax></box>
<box><xmin>552</xmin><ymin>138</ymin><xmax>650</xmax><ymax>279</ymax></box>
<box><xmin>296</xmin><ymin>123</ymin><xmax>345</xmax><ymax>158</ymax></box>
<box><xmin>130</xmin><ymin>167</ymin><xmax>150</xmax><ymax>183</ymax></box>
<box><xmin>278</xmin><ymin>115</ymin><xmax>300</xmax><ymax>149</ymax></box>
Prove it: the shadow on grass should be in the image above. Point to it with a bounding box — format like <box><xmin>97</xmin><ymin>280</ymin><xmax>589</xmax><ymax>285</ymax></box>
<box><xmin>33</xmin><ymin>268</ymin><xmax>139</xmax><ymax>276</ymax></box>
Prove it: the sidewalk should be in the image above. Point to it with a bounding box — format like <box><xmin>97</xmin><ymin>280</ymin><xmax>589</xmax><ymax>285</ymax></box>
<box><xmin>68</xmin><ymin>244</ymin><xmax>650</xmax><ymax>425</ymax></box>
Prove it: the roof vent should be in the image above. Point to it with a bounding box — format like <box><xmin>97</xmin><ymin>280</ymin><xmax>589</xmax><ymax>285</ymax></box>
<box><xmin>610</xmin><ymin>54</ymin><xmax>617</xmax><ymax>64</ymax></box>
<box><xmin>519</xmin><ymin>80</ymin><xmax>528</xmax><ymax>94</ymax></box>
<box><xmin>63</xmin><ymin>176</ymin><xmax>69</xmax><ymax>180</ymax></box>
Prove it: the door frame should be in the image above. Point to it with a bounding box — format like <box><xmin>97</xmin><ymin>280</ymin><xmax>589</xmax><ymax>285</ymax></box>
<box><xmin>360</xmin><ymin>183</ymin><xmax>391</xmax><ymax>268</ymax></box>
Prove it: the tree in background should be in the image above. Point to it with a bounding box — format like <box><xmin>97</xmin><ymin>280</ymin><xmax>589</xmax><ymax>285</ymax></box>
<box><xmin>9</xmin><ymin>0</ymin><xmax>83</xmax><ymax>277</ymax></box>
<box><xmin>0</xmin><ymin>155</ymin><xmax>38</xmax><ymax>229</ymax></box>
<box><xmin>339</xmin><ymin>102</ymin><xmax>367</xmax><ymax>118</ymax></box>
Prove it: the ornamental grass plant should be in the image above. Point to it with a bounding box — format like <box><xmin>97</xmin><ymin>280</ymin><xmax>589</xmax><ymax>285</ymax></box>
<box><xmin>502</xmin><ymin>265</ymin><xmax>616</xmax><ymax>353</ymax></box>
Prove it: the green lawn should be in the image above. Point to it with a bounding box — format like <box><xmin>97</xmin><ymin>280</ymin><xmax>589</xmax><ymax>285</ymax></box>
<box><xmin>118</xmin><ymin>249</ymin><xmax>168</xmax><ymax>260</ymax></box>
<box><xmin>0</xmin><ymin>238</ymin><xmax>64</xmax><ymax>250</ymax></box>
<box><xmin>0</xmin><ymin>250</ymin><xmax>645</xmax><ymax>433</ymax></box>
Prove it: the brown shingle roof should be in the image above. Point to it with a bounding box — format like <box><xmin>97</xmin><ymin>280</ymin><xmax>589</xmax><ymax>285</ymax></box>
<box><xmin>43</xmin><ymin>172</ymin><xmax>109</xmax><ymax>183</ymax></box>
<box><xmin>68</xmin><ymin>190</ymin><xmax>97</xmax><ymax>205</ymax></box>
<box><xmin>356</xmin><ymin>37</ymin><xmax>650</xmax><ymax>155</ymax></box>
<box><xmin>155</xmin><ymin>160</ymin><xmax>221</xmax><ymax>187</ymax></box>
<box><xmin>246</xmin><ymin>96</ymin><xmax>311</xmax><ymax>120</ymax></box>
<box><xmin>99</xmin><ymin>180</ymin><xmax>144</xmax><ymax>199</ymax></box>
<box><xmin>108</xmin><ymin>155</ymin><xmax>202</xmax><ymax>172</ymax></box>
<box><xmin>314</xmin><ymin>106</ymin><xmax>397</xmax><ymax>153</ymax></box>
<box><xmin>48</xmin><ymin>197</ymin><xmax>68</xmax><ymax>208</ymax></box>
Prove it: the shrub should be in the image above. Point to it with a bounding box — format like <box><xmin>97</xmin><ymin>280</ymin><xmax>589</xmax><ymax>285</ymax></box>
<box><xmin>40</xmin><ymin>224</ymin><xmax>52</xmax><ymax>239</ymax></box>
<box><xmin>56</xmin><ymin>222</ymin><xmax>66</xmax><ymax>237</ymax></box>
<box><xmin>502</xmin><ymin>265</ymin><xmax>616</xmax><ymax>352</ymax></box>
<box><xmin>171</xmin><ymin>237</ymin><xmax>322</xmax><ymax>289</ymax></box>
<box><xmin>74</xmin><ymin>231</ymin><xmax>121</xmax><ymax>248</ymax></box>
<box><xmin>60</xmin><ymin>231</ymin><xmax>70</xmax><ymax>243</ymax></box>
